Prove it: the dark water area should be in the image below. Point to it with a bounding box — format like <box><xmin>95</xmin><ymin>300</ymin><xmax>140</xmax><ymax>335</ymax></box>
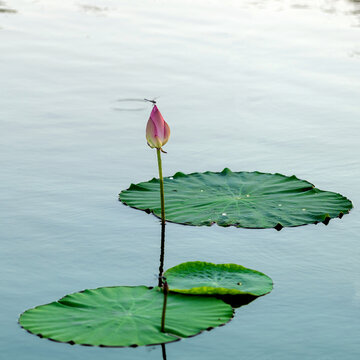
<box><xmin>1</xmin><ymin>0</ymin><xmax>360</xmax><ymax>359</ymax></box>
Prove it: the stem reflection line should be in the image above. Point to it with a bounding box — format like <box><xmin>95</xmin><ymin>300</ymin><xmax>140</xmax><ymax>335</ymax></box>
<box><xmin>158</xmin><ymin>222</ymin><xmax>166</xmax><ymax>287</ymax></box>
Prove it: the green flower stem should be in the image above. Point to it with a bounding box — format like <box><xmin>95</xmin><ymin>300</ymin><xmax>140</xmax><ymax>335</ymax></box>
<box><xmin>156</xmin><ymin>148</ymin><xmax>166</xmax><ymax>225</ymax></box>
<box><xmin>161</xmin><ymin>280</ymin><xmax>169</xmax><ymax>333</ymax></box>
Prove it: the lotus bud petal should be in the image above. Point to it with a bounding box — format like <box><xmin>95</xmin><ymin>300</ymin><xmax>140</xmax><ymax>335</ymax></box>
<box><xmin>146</xmin><ymin>105</ymin><xmax>170</xmax><ymax>149</ymax></box>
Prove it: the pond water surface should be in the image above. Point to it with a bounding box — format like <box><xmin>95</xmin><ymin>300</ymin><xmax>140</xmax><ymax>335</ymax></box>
<box><xmin>1</xmin><ymin>0</ymin><xmax>360</xmax><ymax>359</ymax></box>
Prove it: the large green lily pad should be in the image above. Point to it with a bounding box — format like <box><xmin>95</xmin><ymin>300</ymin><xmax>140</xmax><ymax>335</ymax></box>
<box><xmin>165</xmin><ymin>262</ymin><xmax>273</xmax><ymax>296</ymax></box>
<box><xmin>19</xmin><ymin>286</ymin><xmax>233</xmax><ymax>347</ymax></box>
<box><xmin>119</xmin><ymin>169</ymin><xmax>352</xmax><ymax>229</ymax></box>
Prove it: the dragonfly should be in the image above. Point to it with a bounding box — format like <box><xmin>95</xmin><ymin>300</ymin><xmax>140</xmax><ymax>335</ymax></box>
<box><xmin>143</xmin><ymin>98</ymin><xmax>157</xmax><ymax>105</ymax></box>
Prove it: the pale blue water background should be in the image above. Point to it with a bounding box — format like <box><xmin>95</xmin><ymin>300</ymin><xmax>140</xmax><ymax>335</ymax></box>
<box><xmin>1</xmin><ymin>0</ymin><xmax>360</xmax><ymax>359</ymax></box>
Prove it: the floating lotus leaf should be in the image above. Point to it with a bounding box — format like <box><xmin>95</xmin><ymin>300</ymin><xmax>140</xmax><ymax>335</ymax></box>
<box><xmin>164</xmin><ymin>261</ymin><xmax>273</xmax><ymax>296</ymax></box>
<box><xmin>119</xmin><ymin>169</ymin><xmax>352</xmax><ymax>229</ymax></box>
<box><xmin>19</xmin><ymin>286</ymin><xmax>233</xmax><ymax>347</ymax></box>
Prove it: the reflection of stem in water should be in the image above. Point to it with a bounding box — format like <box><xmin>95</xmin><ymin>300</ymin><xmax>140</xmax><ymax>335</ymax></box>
<box><xmin>156</xmin><ymin>148</ymin><xmax>166</xmax><ymax>287</ymax></box>
<box><xmin>161</xmin><ymin>280</ymin><xmax>168</xmax><ymax>333</ymax></box>
<box><xmin>161</xmin><ymin>343</ymin><xmax>167</xmax><ymax>360</ymax></box>
<box><xmin>158</xmin><ymin>222</ymin><xmax>166</xmax><ymax>287</ymax></box>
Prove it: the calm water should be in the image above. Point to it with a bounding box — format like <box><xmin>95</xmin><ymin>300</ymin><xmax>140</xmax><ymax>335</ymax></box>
<box><xmin>1</xmin><ymin>0</ymin><xmax>360</xmax><ymax>359</ymax></box>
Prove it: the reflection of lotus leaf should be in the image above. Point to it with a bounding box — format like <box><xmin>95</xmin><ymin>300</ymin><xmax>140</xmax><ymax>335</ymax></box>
<box><xmin>165</xmin><ymin>261</ymin><xmax>273</xmax><ymax>296</ymax></box>
<box><xmin>19</xmin><ymin>286</ymin><xmax>233</xmax><ymax>347</ymax></box>
<box><xmin>119</xmin><ymin>169</ymin><xmax>352</xmax><ymax>229</ymax></box>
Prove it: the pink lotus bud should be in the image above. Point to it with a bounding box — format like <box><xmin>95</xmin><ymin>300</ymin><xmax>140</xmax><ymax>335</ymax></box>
<box><xmin>146</xmin><ymin>105</ymin><xmax>170</xmax><ymax>149</ymax></box>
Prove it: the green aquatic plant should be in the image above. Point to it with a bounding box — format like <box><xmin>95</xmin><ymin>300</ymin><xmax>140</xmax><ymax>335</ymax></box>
<box><xmin>119</xmin><ymin>169</ymin><xmax>352</xmax><ymax>230</ymax></box>
<box><xmin>19</xmin><ymin>286</ymin><xmax>233</xmax><ymax>347</ymax></box>
<box><xmin>165</xmin><ymin>261</ymin><xmax>273</xmax><ymax>296</ymax></box>
<box><xmin>20</xmin><ymin>101</ymin><xmax>352</xmax><ymax>349</ymax></box>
